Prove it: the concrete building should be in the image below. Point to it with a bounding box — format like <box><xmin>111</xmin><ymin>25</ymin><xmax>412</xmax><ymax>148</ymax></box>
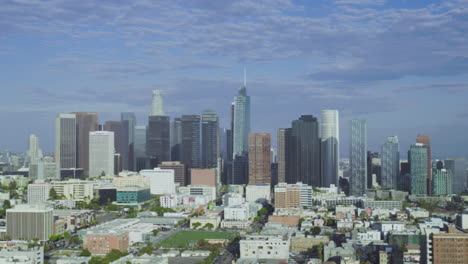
<box><xmin>6</xmin><ymin>204</ymin><xmax>53</xmax><ymax>241</ymax></box>
<box><xmin>381</xmin><ymin>136</ymin><xmax>400</xmax><ymax>189</ymax></box>
<box><xmin>350</xmin><ymin>119</ymin><xmax>367</xmax><ymax>196</ymax></box>
<box><xmin>191</xmin><ymin>168</ymin><xmax>216</xmax><ymax>187</ymax></box>
<box><xmin>246</xmin><ymin>184</ymin><xmax>271</xmax><ymax>202</ymax></box>
<box><xmin>89</xmin><ymin>131</ymin><xmax>115</xmax><ymax>177</ymax></box>
<box><xmin>190</xmin><ymin>214</ymin><xmax>221</xmax><ymax>229</ymax></box>
<box><xmin>103</xmin><ymin>121</ymin><xmax>122</xmax><ymax>157</ymax></box>
<box><xmin>51</xmin><ymin>179</ymin><xmax>95</xmax><ymax>201</ymax></box>
<box><xmin>84</xmin><ymin>231</ymin><xmax>129</xmax><ymax>255</ymax></box>
<box><xmin>409</xmin><ymin>143</ymin><xmax>428</xmax><ymax>195</ymax></box>
<box><xmin>248</xmin><ymin>133</ymin><xmax>271</xmax><ymax>185</ymax></box>
<box><xmin>73</xmin><ymin>112</ymin><xmax>99</xmax><ymax>173</ymax></box>
<box><xmin>277</xmin><ymin>128</ymin><xmax>288</xmax><ymax>184</ymax></box>
<box><xmin>54</xmin><ymin>209</ymin><xmax>95</xmax><ymax>233</ymax></box>
<box><xmin>362</xmin><ymin>199</ymin><xmax>403</xmax><ymax>210</ymax></box>
<box><xmin>27</xmin><ymin>134</ymin><xmax>43</xmax><ymax>163</ymax></box>
<box><xmin>335</xmin><ymin>205</ymin><xmax>356</xmax><ymax>220</ymax></box>
<box><xmin>116</xmin><ymin>187</ymin><xmax>151</xmax><ymax>206</ymax></box>
<box><xmin>0</xmin><ymin>244</ymin><xmax>43</xmax><ymax>264</ymax></box>
<box><xmin>457</xmin><ymin>212</ymin><xmax>468</xmax><ymax>230</ymax></box>
<box><xmin>178</xmin><ymin>185</ymin><xmax>216</xmax><ymax>201</ymax></box>
<box><xmin>147</xmin><ymin>115</ymin><xmax>170</xmax><ymax>166</ymax></box>
<box><xmin>274</xmin><ymin>182</ymin><xmax>312</xmax><ymax>209</ymax></box>
<box><xmin>27</xmin><ymin>182</ymin><xmax>51</xmax><ymax>204</ymax></box>
<box><xmin>29</xmin><ymin>156</ymin><xmax>58</xmax><ymax>181</ymax></box>
<box><xmin>180</xmin><ymin>115</ymin><xmax>202</xmax><ymax>170</ymax></box>
<box><xmin>120</xmin><ymin>112</ymin><xmax>136</xmax><ymax>171</ymax></box>
<box><xmin>113</xmin><ymin>171</ymin><xmax>149</xmax><ymax>188</ymax></box>
<box><xmin>321</xmin><ymin>110</ymin><xmax>339</xmax><ymax>188</ymax></box>
<box><xmin>445</xmin><ymin>158</ymin><xmax>467</xmax><ymax>194</ymax></box>
<box><xmin>140</xmin><ymin>168</ymin><xmax>175</xmax><ymax>195</ymax></box>
<box><xmin>222</xmin><ymin>193</ymin><xmax>245</xmax><ymax>207</ymax></box>
<box><xmin>55</xmin><ymin>113</ymin><xmax>77</xmax><ymax>170</ymax></box>
<box><xmin>240</xmin><ymin>233</ymin><xmax>291</xmax><ymax>259</ymax></box>
<box><xmin>432</xmin><ymin>233</ymin><xmax>468</xmax><ymax>264</ymax></box>
<box><xmin>159</xmin><ymin>161</ymin><xmax>186</xmax><ymax>186</ymax></box>
<box><xmin>432</xmin><ymin>169</ymin><xmax>453</xmax><ymax>195</ymax></box>
<box><xmin>416</xmin><ymin>134</ymin><xmax>432</xmax><ymax>195</ymax></box>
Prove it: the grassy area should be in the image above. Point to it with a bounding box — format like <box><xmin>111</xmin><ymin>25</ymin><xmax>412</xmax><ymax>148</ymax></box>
<box><xmin>160</xmin><ymin>231</ymin><xmax>236</xmax><ymax>248</ymax></box>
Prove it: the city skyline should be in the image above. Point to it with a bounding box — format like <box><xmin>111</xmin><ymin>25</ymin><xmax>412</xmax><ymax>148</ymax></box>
<box><xmin>1</xmin><ymin>0</ymin><xmax>468</xmax><ymax>159</ymax></box>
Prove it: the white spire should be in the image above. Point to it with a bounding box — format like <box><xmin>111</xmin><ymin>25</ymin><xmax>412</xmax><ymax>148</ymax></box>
<box><xmin>151</xmin><ymin>90</ymin><xmax>165</xmax><ymax>116</ymax></box>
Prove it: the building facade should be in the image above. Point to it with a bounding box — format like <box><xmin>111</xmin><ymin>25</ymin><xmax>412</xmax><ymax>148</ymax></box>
<box><xmin>55</xmin><ymin>113</ymin><xmax>77</xmax><ymax>169</ymax></box>
<box><xmin>89</xmin><ymin>131</ymin><xmax>115</xmax><ymax>177</ymax></box>
<box><xmin>201</xmin><ymin>110</ymin><xmax>219</xmax><ymax>169</ymax></box>
<box><xmin>445</xmin><ymin>158</ymin><xmax>467</xmax><ymax>194</ymax></box>
<box><xmin>140</xmin><ymin>168</ymin><xmax>175</xmax><ymax>195</ymax></box>
<box><xmin>350</xmin><ymin>119</ymin><xmax>367</xmax><ymax>196</ymax></box>
<box><xmin>321</xmin><ymin>110</ymin><xmax>339</xmax><ymax>188</ymax></box>
<box><xmin>27</xmin><ymin>182</ymin><xmax>51</xmax><ymax>205</ymax></box>
<box><xmin>409</xmin><ymin>143</ymin><xmax>428</xmax><ymax>195</ymax></box>
<box><xmin>6</xmin><ymin>204</ymin><xmax>53</xmax><ymax>241</ymax></box>
<box><xmin>232</xmin><ymin>86</ymin><xmax>251</xmax><ymax>158</ymax></box>
<box><xmin>147</xmin><ymin>116</ymin><xmax>170</xmax><ymax>165</ymax></box>
<box><xmin>381</xmin><ymin>136</ymin><xmax>400</xmax><ymax>189</ymax></box>
<box><xmin>432</xmin><ymin>169</ymin><xmax>453</xmax><ymax>196</ymax></box>
<box><xmin>248</xmin><ymin>133</ymin><xmax>271</xmax><ymax>185</ymax></box>
<box><xmin>72</xmin><ymin>112</ymin><xmax>99</xmax><ymax>172</ymax></box>
<box><xmin>416</xmin><ymin>134</ymin><xmax>432</xmax><ymax>195</ymax></box>
<box><xmin>159</xmin><ymin>161</ymin><xmax>186</xmax><ymax>186</ymax></box>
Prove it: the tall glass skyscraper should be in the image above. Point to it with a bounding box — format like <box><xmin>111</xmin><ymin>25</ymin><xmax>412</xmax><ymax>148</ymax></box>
<box><xmin>444</xmin><ymin>158</ymin><xmax>467</xmax><ymax>194</ymax></box>
<box><xmin>381</xmin><ymin>136</ymin><xmax>400</xmax><ymax>189</ymax></box>
<box><xmin>181</xmin><ymin>115</ymin><xmax>201</xmax><ymax>170</ymax></box>
<box><xmin>121</xmin><ymin>112</ymin><xmax>136</xmax><ymax>171</ymax></box>
<box><xmin>350</xmin><ymin>119</ymin><xmax>367</xmax><ymax>196</ymax></box>
<box><xmin>409</xmin><ymin>143</ymin><xmax>427</xmax><ymax>195</ymax></box>
<box><xmin>321</xmin><ymin>110</ymin><xmax>339</xmax><ymax>188</ymax></box>
<box><xmin>72</xmin><ymin>112</ymin><xmax>99</xmax><ymax>172</ymax></box>
<box><xmin>232</xmin><ymin>86</ymin><xmax>250</xmax><ymax>158</ymax></box>
<box><xmin>134</xmin><ymin>126</ymin><xmax>147</xmax><ymax>158</ymax></box>
<box><xmin>55</xmin><ymin>113</ymin><xmax>77</xmax><ymax>169</ymax></box>
<box><xmin>416</xmin><ymin>134</ymin><xmax>432</xmax><ymax>195</ymax></box>
<box><xmin>201</xmin><ymin>110</ymin><xmax>219</xmax><ymax>168</ymax></box>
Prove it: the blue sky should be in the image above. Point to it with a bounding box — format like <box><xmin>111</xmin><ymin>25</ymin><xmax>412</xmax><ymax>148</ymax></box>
<box><xmin>1</xmin><ymin>0</ymin><xmax>468</xmax><ymax>158</ymax></box>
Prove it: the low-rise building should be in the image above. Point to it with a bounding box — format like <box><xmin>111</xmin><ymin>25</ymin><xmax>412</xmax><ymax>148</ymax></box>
<box><xmin>0</xmin><ymin>243</ymin><xmax>43</xmax><ymax>264</ymax></box>
<box><xmin>113</xmin><ymin>171</ymin><xmax>149</xmax><ymax>188</ymax></box>
<box><xmin>27</xmin><ymin>182</ymin><xmax>51</xmax><ymax>205</ymax></box>
<box><xmin>222</xmin><ymin>193</ymin><xmax>245</xmax><ymax>206</ymax></box>
<box><xmin>178</xmin><ymin>185</ymin><xmax>216</xmax><ymax>201</ymax></box>
<box><xmin>432</xmin><ymin>233</ymin><xmax>468</xmax><ymax>264</ymax></box>
<box><xmin>362</xmin><ymin>199</ymin><xmax>402</xmax><ymax>210</ymax></box>
<box><xmin>115</xmin><ymin>187</ymin><xmax>151</xmax><ymax>208</ymax></box>
<box><xmin>406</xmin><ymin>207</ymin><xmax>430</xmax><ymax>219</ymax></box>
<box><xmin>268</xmin><ymin>216</ymin><xmax>300</xmax><ymax>228</ymax></box>
<box><xmin>240</xmin><ymin>233</ymin><xmax>291</xmax><ymax>259</ymax></box>
<box><xmin>290</xmin><ymin>236</ymin><xmax>329</xmax><ymax>252</ymax></box>
<box><xmin>335</xmin><ymin>205</ymin><xmax>356</xmax><ymax>220</ymax></box>
<box><xmin>56</xmin><ymin>256</ymin><xmax>92</xmax><ymax>264</ymax></box>
<box><xmin>51</xmin><ymin>179</ymin><xmax>95</xmax><ymax>201</ymax></box>
<box><xmin>190</xmin><ymin>214</ymin><xmax>221</xmax><ymax>229</ymax></box>
<box><xmin>109</xmin><ymin>255</ymin><xmax>168</xmax><ymax>264</ymax></box>
<box><xmin>246</xmin><ymin>184</ymin><xmax>270</xmax><ymax>202</ymax></box>
<box><xmin>457</xmin><ymin>211</ymin><xmax>468</xmax><ymax>230</ymax></box>
<box><xmin>324</xmin><ymin>241</ymin><xmax>356</xmax><ymax>263</ymax></box>
<box><xmin>53</xmin><ymin>209</ymin><xmax>95</xmax><ymax>233</ymax></box>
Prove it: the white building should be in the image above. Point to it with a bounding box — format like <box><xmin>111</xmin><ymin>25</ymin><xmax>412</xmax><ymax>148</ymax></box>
<box><xmin>6</xmin><ymin>204</ymin><xmax>54</xmax><ymax>241</ymax></box>
<box><xmin>178</xmin><ymin>185</ymin><xmax>216</xmax><ymax>201</ymax></box>
<box><xmin>225</xmin><ymin>203</ymin><xmax>251</xmax><ymax>221</ymax></box>
<box><xmin>246</xmin><ymin>184</ymin><xmax>270</xmax><ymax>202</ymax></box>
<box><xmin>0</xmin><ymin>244</ymin><xmax>44</xmax><ymax>264</ymax></box>
<box><xmin>160</xmin><ymin>194</ymin><xmax>211</xmax><ymax>208</ymax></box>
<box><xmin>27</xmin><ymin>182</ymin><xmax>51</xmax><ymax>204</ymax></box>
<box><xmin>356</xmin><ymin>230</ymin><xmax>381</xmax><ymax>241</ymax></box>
<box><xmin>51</xmin><ymin>179</ymin><xmax>95</xmax><ymax>201</ymax></box>
<box><xmin>140</xmin><ymin>168</ymin><xmax>175</xmax><ymax>195</ymax></box>
<box><xmin>240</xmin><ymin>233</ymin><xmax>291</xmax><ymax>259</ymax></box>
<box><xmin>190</xmin><ymin>214</ymin><xmax>221</xmax><ymax>229</ymax></box>
<box><xmin>222</xmin><ymin>193</ymin><xmax>245</xmax><ymax>206</ymax></box>
<box><xmin>405</xmin><ymin>207</ymin><xmax>430</xmax><ymax>219</ymax></box>
<box><xmin>29</xmin><ymin>156</ymin><xmax>58</xmax><ymax>181</ymax></box>
<box><xmin>457</xmin><ymin>212</ymin><xmax>468</xmax><ymax>230</ymax></box>
<box><xmin>27</xmin><ymin>134</ymin><xmax>43</xmax><ymax>163</ymax></box>
<box><xmin>89</xmin><ymin>131</ymin><xmax>115</xmax><ymax>177</ymax></box>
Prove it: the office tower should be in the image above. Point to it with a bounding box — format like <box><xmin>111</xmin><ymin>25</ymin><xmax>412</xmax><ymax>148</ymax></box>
<box><xmin>151</xmin><ymin>90</ymin><xmax>165</xmax><ymax>116</ymax></box>
<box><xmin>432</xmin><ymin>169</ymin><xmax>453</xmax><ymax>195</ymax></box>
<box><xmin>55</xmin><ymin>113</ymin><xmax>77</xmax><ymax>169</ymax></box>
<box><xmin>409</xmin><ymin>143</ymin><xmax>428</xmax><ymax>195</ymax></box>
<box><xmin>271</xmin><ymin>163</ymin><xmax>278</xmax><ymax>186</ymax></box>
<box><xmin>248</xmin><ymin>133</ymin><xmax>271</xmax><ymax>185</ymax></box>
<box><xmin>201</xmin><ymin>110</ymin><xmax>219</xmax><ymax>168</ymax></box>
<box><xmin>381</xmin><ymin>136</ymin><xmax>400</xmax><ymax>189</ymax></box>
<box><xmin>170</xmin><ymin>118</ymin><xmax>182</xmax><ymax>161</ymax></box>
<box><xmin>134</xmin><ymin>126</ymin><xmax>147</xmax><ymax>159</ymax></box>
<box><xmin>445</xmin><ymin>158</ymin><xmax>467</xmax><ymax>194</ymax></box>
<box><xmin>89</xmin><ymin>131</ymin><xmax>115</xmax><ymax>177</ymax></box>
<box><xmin>6</xmin><ymin>204</ymin><xmax>53</xmax><ymax>241</ymax></box>
<box><xmin>274</xmin><ymin>182</ymin><xmax>312</xmax><ymax>208</ymax></box>
<box><xmin>232</xmin><ymin>85</ymin><xmax>251</xmax><ymax>158</ymax></box>
<box><xmin>72</xmin><ymin>112</ymin><xmax>99</xmax><ymax>172</ymax></box>
<box><xmin>121</xmin><ymin>112</ymin><xmax>136</xmax><ymax>171</ymax></box>
<box><xmin>367</xmin><ymin>152</ymin><xmax>381</xmax><ymax>188</ymax></box>
<box><xmin>288</xmin><ymin>115</ymin><xmax>321</xmax><ymax>186</ymax></box>
<box><xmin>416</xmin><ymin>134</ymin><xmax>432</xmax><ymax>195</ymax></box>
<box><xmin>28</xmin><ymin>134</ymin><xmax>43</xmax><ymax>162</ymax></box>
<box><xmin>432</xmin><ymin>234</ymin><xmax>468</xmax><ymax>263</ymax></box>
<box><xmin>29</xmin><ymin>156</ymin><xmax>58</xmax><ymax>181</ymax></box>
<box><xmin>27</xmin><ymin>182</ymin><xmax>51</xmax><ymax>204</ymax></box>
<box><xmin>233</xmin><ymin>154</ymin><xmax>249</xmax><ymax>184</ymax></box>
<box><xmin>159</xmin><ymin>161</ymin><xmax>186</xmax><ymax>186</ymax></box>
<box><xmin>277</xmin><ymin>128</ymin><xmax>290</xmax><ymax>183</ymax></box>
<box><xmin>321</xmin><ymin>110</ymin><xmax>339</xmax><ymax>188</ymax></box>
<box><xmin>219</xmin><ymin>128</ymin><xmax>227</xmax><ymax>160</ymax></box>
<box><xmin>147</xmin><ymin>116</ymin><xmax>170</xmax><ymax>165</ymax></box>
<box><xmin>181</xmin><ymin>115</ymin><xmax>201</xmax><ymax>171</ymax></box>
<box><xmin>191</xmin><ymin>168</ymin><xmax>217</xmax><ymax>187</ymax></box>
<box><xmin>350</xmin><ymin>119</ymin><xmax>367</xmax><ymax>196</ymax></box>
<box><xmin>103</xmin><ymin>121</ymin><xmax>122</xmax><ymax>155</ymax></box>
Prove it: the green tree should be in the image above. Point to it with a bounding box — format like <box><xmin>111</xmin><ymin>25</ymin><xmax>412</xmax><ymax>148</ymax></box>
<box><xmin>49</xmin><ymin>188</ymin><xmax>58</xmax><ymax>200</ymax></box>
<box><xmin>192</xmin><ymin>222</ymin><xmax>202</xmax><ymax>229</ymax></box>
<box><xmin>3</xmin><ymin>200</ymin><xmax>11</xmax><ymax>210</ymax></box>
<box><xmin>8</xmin><ymin>181</ymin><xmax>16</xmax><ymax>190</ymax></box>
<box><xmin>258</xmin><ymin>208</ymin><xmax>268</xmax><ymax>217</ymax></box>
<box><xmin>311</xmin><ymin>226</ymin><xmax>321</xmax><ymax>236</ymax></box>
<box><xmin>203</xmin><ymin>223</ymin><xmax>214</xmax><ymax>230</ymax></box>
<box><xmin>80</xmin><ymin>249</ymin><xmax>91</xmax><ymax>256</ymax></box>
<box><xmin>152</xmin><ymin>229</ymin><xmax>159</xmax><ymax>236</ymax></box>
<box><xmin>139</xmin><ymin>246</ymin><xmax>154</xmax><ymax>256</ymax></box>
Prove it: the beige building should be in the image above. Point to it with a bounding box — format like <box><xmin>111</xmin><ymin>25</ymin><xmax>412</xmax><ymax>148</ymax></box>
<box><xmin>6</xmin><ymin>204</ymin><xmax>53</xmax><ymax>241</ymax></box>
<box><xmin>248</xmin><ymin>133</ymin><xmax>271</xmax><ymax>185</ymax></box>
<box><xmin>51</xmin><ymin>179</ymin><xmax>95</xmax><ymax>201</ymax></box>
<box><xmin>190</xmin><ymin>168</ymin><xmax>216</xmax><ymax>187</ymax></box>
<box><xmin>274</xmin><ymin>182</ymin><xmax>301</xmax><ymax>208</ymax></box>
<box><xmin>190</xmin><ymin>214</ymin><xmax>221</xmax><ymax>229</ymax></box>
<box><xmin>113</xmin><ymin>171</ymin><xmax>149</xmax><ymax>187</ymax></box>
<box><xmin>290</xmin><ymin>236</ymin><xmax>330</xmax><ymax>252</ymax></box>
<box><xmin>432</xmin><ymin>233</ymin><xmax>468</xmax><ymax>264</ymax></box>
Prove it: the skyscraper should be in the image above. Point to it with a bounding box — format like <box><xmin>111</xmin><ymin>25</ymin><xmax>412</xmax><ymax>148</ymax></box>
<box><xmin>89</xmin><ymin>131</ymin><xmax>115</xmax><ymax>177</ymax></box>
<box><xmin>350</xmin><ymin>119</ymin><xmax>367</xmax><ymax>196</ymax></box>
<box><xmin>381</xmin><ymin>136</ymin><xmax>400</xmax><ymax>189</ymax></box>
<box><xmin>55</xmin><ymin>113</ymin><xmax>77</xmax><ymax>169</ymax></box>
<box><xmin>147</xmin><ymin>116</ymin><xmax>170</xmax><ymax>165</ymax></box>
<box><xmin>432</xmin><ymin>169</ymin><xmax>453</xmax><ymax>195</ymax></box>
<box><xmin>321</xmin><ymin>110</ymin><xmax>339</xmax><ymax>188</ymax></box>
<box><xmin>201</xmin><ymin>110</ymin><xmax>219</xmax><ymax>168</ymax></box>
<box><xmin>232</xmin><ymin>85</ymin><xmax>250</xmax><ymax>158</ymax></box>
<box><xmin>444</xmin><ymin>158</ymin><xmax>467</xmax><ymax>194</ymax></box>
<box><xmin>248</xmin><ymin>133</ymin><xmax>271</xmax><ymax>185</ymax></box>
<box><xmin>409</xmin><ymin>143</ymin><xmax>427</xmax><ymax>195</ymax></box>
<box><xmin>277</xmin><ymin>128</ymin><xmax>288</xmax><ymax>183</ymax></box>
<box><xmin>134</xmin><ymin>126</ymin><xmax>147</xmax><ymax>159</ymax></box>
<box><xmin>288</xmin><ymin>115</ymin><xmax>321</xmax><ymax>186</ymax></box>
<box><xmin>170</xmin><ymin>118</ymin><xmax>182</xmax><ymax>161</ymax></box>
<box><xmin>121</xmin><ymin>112</ymin><xmax>136</xmax><ymax>171</ymax></box>
<box><xmin>416</xmin><ymin>134</ymin><xmax>432</xmax><ymax>195</ymax></box>
<box><xmin>181</xmin><ymin>115</ymin><xmax>201</xmax><ymax>171</ymax></box>
<box><xmin>28</xmin><ymin>134</ymin><xmax>43</xmax><ymax>162</ymax></box>
<box><xmin>151</xmin><ymin>90</ymin><xmax>165</xmax><ymax>116</ymax></box>
<box><xmin>73</xmin><ymin>112</ymin><xmax>99</xmax><ymax>172</ymax></box>
<box><xmin>103</xmin><ymin>121</ymin><xmax>122</xmax><ymax>155</ymax></box>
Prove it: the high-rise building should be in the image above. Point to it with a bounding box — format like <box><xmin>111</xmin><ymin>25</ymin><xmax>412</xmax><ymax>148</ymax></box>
<box><xmin>288</xmin><ymin>115</ymin><xmax>321</xmax><ymax>186</ymax></box>
<box><xmin>170</xmin><ymin>118</ymin><xmax>182</xmax><ymax>162</ymax></box>
<box><xmin>248</xmin><ymin>133</ymin><xmax>271</xmax><ymax>185</ymax></box>
<box><xmin>381</xmin><ymin>136</ymin><xmax>400</xmax><ymax>189</ymax></box>
<box><xmin>72</xmin><ymin>112</ymin><xmax>99</xmax><ymax>172</ymax></box>
<box><xmin>274</xmin><ymin>182</ymin><xmax>312</xmax><ymax>209</ymax></box>
<box><xmin>134</xmin><ymin>126</ymin><xmax>147</xmax><ymax>159</ymax></box>
<box><xmin>277</xmin><ymin>128</ymin><xmax>290</xmax><ymax>184</ymax></box>
<box><xmin>103</xmin><ymin>121</ymin><xmax>122</xmax><ymax>155</ymax></box>
<box><xmin>432</xmin><ymin>169</ymin><xmax>453</xmax><ymax>195</ymax></box>
<box><xmin>416</xmin><ymin>134</ymin><xmax>432</xmax><ymax>195</ymax></box>
<box><xmin>409</xmin><ymin>143</ymin><xmax>428</xmax><ymax>195</ymax></box>
<box><xmin>321</xmin><ymin>110</ymin><xmax>339</xmax><ymax>188</ymax></box>
<box><xmin>350</xmin><ymin>119</ymin><xmax>367</xmax><ymax>196</ymax></box>
<box><xmin>232</xmin><ymin>154</ymin><xmax>249</xmax><ymax>185</ymax></box>
<box><xmin>432</xmin><ymin>233</ymin><xmax>468</xmax><ymax>263</ymax></box>
<box><xmin>55</xmin><ymin>113</ymin><xmax>77</xmax><ymax>169</ymax></box>
<box><xmin>121</xmin><ymin>112</ymin><xmax>136</xmax><ymax>171</ymax></box>
<box><xmin>147</xmin><ymin>116</ymin><xmax>170</xmax><ymax>165</ymax></box>
<box><xmin>445</xmin><ymin>158</ymin><xmax>467</xmax><ymax>194</ymax></box>
<box><xmin>181</xmin><ymin>115</ymin><xmax>201</xmax><ymax>171</ymax></box>
<box><xmin>6</xmin><ymin>204</ymin><xmax>53</xmax><ymax>241</ymax></box>
<box><xmin>27</xmin><ymin>182</ymin><xmax>51</xmax><ymax>204</ymax></box>
<box><xmin>28</xmin><ymin>134</ymin><xmax>43</xmax><ymax>162</ymax></box>
<box><xmin>201</xmin><ymin>110</ymin><xmax>219</xmax><ymax>168</ymax></box>
<box><xmin>89</xmin><ymin>131</ymin><xmax>115</xmax><ymax>177</ymax></box>
<box><xmin>232</xmin><ymin>85</ymin><xmax>250</xmax><ymax>158</ymax></box>
<box><xmin>159</xmin><ymin>161</ymin><xmax>186</xmax><ymax>186</ymax></box>
<box><xmin>151</xmin><ymin>90</ymin><xmax>165</xmax><ymax>116</ymax></box>
<box><xmin>191</xmin><ymin>168</ymin><xmax>217</xmax><ymax>187</ymax></box>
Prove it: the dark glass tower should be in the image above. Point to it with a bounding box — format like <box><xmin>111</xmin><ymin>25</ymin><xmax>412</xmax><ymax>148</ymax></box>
<box><xmin>201</xmin><ymin>110</ymin><xmax>219</xmax><ymax>169</ymax></box>
<box><xmin>147</xmin><ymin>116</ymin><xmax>170</xmax><ymax>165</ymax></box>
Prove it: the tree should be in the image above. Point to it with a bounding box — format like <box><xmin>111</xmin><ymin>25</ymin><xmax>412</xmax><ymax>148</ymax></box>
<box><xmin>80</xmin><ymin>249</ymin><xmax>91</xmax><ymax>256</ymax></box>
<box><xmin>311</xmin><ymin>226</ymin><xmax>321</xmax><ymax>236</ymax></box>
<box><xmin>192</xmin><ymin>222</ymin><xmax>202</xmax><ymax>229</ymax></box>
<box><xmin>318</xmin><ymin>242</ymin><xmax>324</xmax><ymax>261</ymax></box>
<box><xmin>3</xmin><ymin>200</ymin><xmax>11</xmax><ymax>210</ymax></box>
<box><xmin>258</xmin><ymin>208</ymin><xmax>268</xmax><ymax>217</ymax></box>
<box><xmin>203</xmin><ymin>223</ymin><xmax>214</xmax><ymax>230</ymax></box>
<box><xmin>49</xmin><ymin>188</ymin><xmax>58</xmax><ymax>200</ymax></box>
<box><xmin>8</xmin><ymin>181</ymin><xmax>16</xmax><ymax>190</ymax></box>
<box><xmin>139</xmin><ymin>246</ymin><xmax>154</xmax><ymax>256</ymax></box>
<box><xmin>152</xmin><ymin>229</ymin><xmax>159</xmax><ymax>236</ymax></box>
